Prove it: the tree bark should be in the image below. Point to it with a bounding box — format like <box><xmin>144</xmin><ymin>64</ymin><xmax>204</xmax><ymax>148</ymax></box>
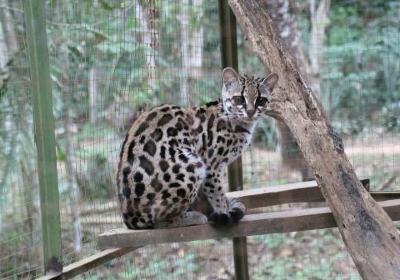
<box><xmin>227</xmin><ymin>1</ymin><xmax>400</xmax><ymax>279</ymax></box>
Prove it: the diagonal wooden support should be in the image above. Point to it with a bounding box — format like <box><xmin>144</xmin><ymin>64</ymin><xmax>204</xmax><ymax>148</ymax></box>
<box><xmin>226</xmin><ymin>1</ymin><xmax>400</xmax><ymax>279</ymax></box>
<box><xmin>35</xmin><ymin>248</ymin><xmax>139</xmax><ymax>280</ymax></box>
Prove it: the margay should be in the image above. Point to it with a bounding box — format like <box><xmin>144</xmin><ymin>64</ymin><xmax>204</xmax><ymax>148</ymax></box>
<box><xmin>116</xmin><ymin>68</ymin><xmax>279</xmax><ymax>229</ymax></box>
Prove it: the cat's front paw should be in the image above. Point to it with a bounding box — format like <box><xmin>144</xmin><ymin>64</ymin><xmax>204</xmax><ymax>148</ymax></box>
<box><xmin>228</xmin><ymin>207</ymin><xmax>244</xmax><ymax>222</ymax></box>
<box><xmin>208</xmin><ymin>210</ymin><xmax>243</xmax><ymax>225</ymax></box>
<box><xmin>208</xmin><ymin>198</ymin><xmax>246</xmax><ymax>225</ymax></box>
<box><xmin>208</xmin><ymin>211</ymin><xmax>231</xmax><ymax>225</ymax></box>
<box><xmin>208</xmin><ymin>208</ymin><xmax>245</xmax><ymax>225</ymax></box>
<box><xmin>227</xmin><ymin>197</ymin><xmax>246</xmax><ymax>222</ymax></box>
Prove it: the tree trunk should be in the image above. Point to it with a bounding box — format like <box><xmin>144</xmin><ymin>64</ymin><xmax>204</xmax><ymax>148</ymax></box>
<box><xmin>178</xmin><ymin>0</ymin><xmax>190</xmax><ymax>105</ymax></box>
<box><xmin>262</xmin><ymin>0</ymin><xmax>310</xmax><ymax>80</ymax></box>
<box><xmin>262</xmin><ymin>0</ymin><xmax>312</xmax><ymax>181</ymax></box>
<box><xmin>0</xmin><ymin>0</ymin><xmax>20</xmax><ymax>90</ymax></box>
<box><xmin>88</xmin><ymin>67</ymin><xmax>98</xmax><ymax>125</ymax></box>
<box><xmin>135</xmin><ymin>0</ymin><xmax>158</xmax><ymax>100</ymax></box>
<box><xmin>189</xmin><ymin>0</ymin><xmax>204</xmax><ymax>79</ymax></box>
<box><xmin>63</xmin><ymin>98</ymin><xmax>82</xmax><ymax>255</ymax></box>
<box><xmin>0</xmin><ymin>1</ymin><xmax>19</xmax><ymax>55</ymax></box>
<box><xmin>263</xmin><ymin>0</ymin><xmax>330</xmax><ymax>181</ymax></box>
<box><xmin>56</xmin><ymin>0</ymin><xmax>82</xmax><ymax>255</ymax></box>
<box><xmin>309</xmin><ymin>0</ymin><xmax>330</xmax><ymax>100</ymax></box>
<box><xmin>20</xmin><ymin>160</ymin><xmax>41</xmax><ymax>244</ymax></box>
<box><xmin>227</xmin><ymin>1</ymin><xmax>400</xmax><ymax>279</ymax></box>
<box><xmin>178</xmin><ymin>0</ymin><xmax>204</xmax><ymax>106</ymax></box>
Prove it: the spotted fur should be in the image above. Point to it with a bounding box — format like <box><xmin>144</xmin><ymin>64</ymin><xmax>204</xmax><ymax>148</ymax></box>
<box><xmin>117</xmin><ymin>68</ymin><xmax>279</xmax><ymax>229</ymax></box>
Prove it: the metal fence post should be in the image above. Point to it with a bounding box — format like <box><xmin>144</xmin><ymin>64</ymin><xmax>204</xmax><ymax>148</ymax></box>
<box><xmin>23</xmin><ymin>0</ymin><xmax>63</xmax><ymax>274</ymax></box>
<box><xmin>218</xmin><ymin>1</ymin><xmax>250</xmax><ymax>279</ymax></box>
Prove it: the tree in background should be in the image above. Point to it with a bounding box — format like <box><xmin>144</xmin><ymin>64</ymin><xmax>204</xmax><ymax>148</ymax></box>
<box><xmin>0</xmin><ymin>0</ymin><xmax>20</xmax><ymax>91</ymax></box>
<box><xmin>262</xmin><ymin>0</ymin><xmax>330</xmax><ymax>181</ymax></box>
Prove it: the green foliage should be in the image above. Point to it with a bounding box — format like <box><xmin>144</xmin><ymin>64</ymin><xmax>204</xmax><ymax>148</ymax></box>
<box><xmin>325</xmin><ymin>1</ymin><xmax>400</xmax><ymax>133</ymax></box>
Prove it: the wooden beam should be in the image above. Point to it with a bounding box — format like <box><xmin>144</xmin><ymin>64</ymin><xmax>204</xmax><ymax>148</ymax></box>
<box><xmin>226</xmin><ymin>1</ymin><xmax>400</xmax><ymax>279</ymax></box>
<box><xmin>76</xmin><ymin>180</ymin><xmax>374</xmax><ymax>227</ymax></box>
<box><xmin>370</xmin><ymin>192</ymin><xmax>400</xmax><ymax>201</ymax></box>
<box><xmin>24</xmin><ymin>0</ymin><xmax>63</xmax><ymax>274</ymax></box>
<box><xmin>228</xmin><ymin>179</ymin><xmax>369</xmax><ymax>209</ymax></box>
<box><xmin>228</xmin><ymin>180</ymin><xmax>321</xmax><ymax>208</ymax></box>
<box><xmin>98</xmin><ymin>199</ymin><xmax>400</xmax><ymax>249</ymax></box>
<box><xmin>218</xmin><ymin>0</ymin><xmax>250</xmax><ymax>277</ymax></box>
<box><xmin>35</xmin><ymin>248</ymin><xmax>140</xmax><ymax>280</ymax></box>
<box><xmin>75</xmin><ymin>179</ymin><xmax>378</xmax><ymax>225</ymax></box>
<box><xmin>78</xmin><ymin>180</ymin><xmax>371</xmax><ymax>216</ymax></box>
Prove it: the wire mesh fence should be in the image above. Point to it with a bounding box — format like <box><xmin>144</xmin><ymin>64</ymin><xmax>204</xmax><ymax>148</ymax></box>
<box><xmin>0</xmin><ymin>0</ymin><xmax>399</xmax><ymax>279</ymax></box>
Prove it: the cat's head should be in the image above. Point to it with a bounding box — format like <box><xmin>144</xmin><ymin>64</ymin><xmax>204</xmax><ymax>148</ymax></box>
<box><xmin>221</xmin><ymin>67</ymin><xmax>279</xmax><ymax>121</ymax></box>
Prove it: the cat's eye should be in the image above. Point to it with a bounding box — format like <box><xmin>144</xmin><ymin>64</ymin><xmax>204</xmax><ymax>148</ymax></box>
<box><xmin>232</xmin><ymin>96</ymin><xmax>245</xmax><ymax>106</ymax></box>
<box><xmin>256</xmin><ymin>97</ymin><xmax>268</xmax><ymax>106</ymax></box>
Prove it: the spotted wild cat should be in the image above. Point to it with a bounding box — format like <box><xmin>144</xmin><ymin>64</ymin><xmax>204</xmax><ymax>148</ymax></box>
<box><xmin>116</xmin><ymin>67</ymin><xmax>279</xmax><ymax>229</ymax></box>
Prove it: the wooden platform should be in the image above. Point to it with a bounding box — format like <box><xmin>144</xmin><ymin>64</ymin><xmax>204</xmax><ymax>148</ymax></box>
<box><xmin>98</xmin><ymin>179</ymin><xmax>400</xmax><ymax>249</ymax></box>
<box><xmin>38</xmin><ymin>180</ymin><xmax>400</xmax><ymax>280</ymax></box>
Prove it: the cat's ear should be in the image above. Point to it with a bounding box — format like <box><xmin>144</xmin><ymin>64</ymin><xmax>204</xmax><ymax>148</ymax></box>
<box><xmin>260</xmin><ymin>73</ymin><xmax>279</xmax><ymax>93</ymax></box>
<box><xmin>222</xmin><ymin>67</ymin><xmax>239</xmax><ymax>92</ymax></box>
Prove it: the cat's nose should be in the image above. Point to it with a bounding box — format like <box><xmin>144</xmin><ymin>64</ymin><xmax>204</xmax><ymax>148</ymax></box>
<box><xmin>246</xmin><ymin>109</ymin><xmax>256</xmax><ymax>119</ymax></box>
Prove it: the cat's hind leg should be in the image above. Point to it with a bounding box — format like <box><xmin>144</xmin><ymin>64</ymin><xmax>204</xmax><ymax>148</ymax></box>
<box><xmin>172</xmin><ymin>211</ymin><xmax>208</xmax><ymax>227</ymax></box>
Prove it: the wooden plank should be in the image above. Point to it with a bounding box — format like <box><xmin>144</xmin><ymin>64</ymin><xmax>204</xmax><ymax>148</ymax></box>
<box><xmin>35</xmin><ymin>247</ymin><xmax>140</xmax><ymax>280</ymax></box>
<box><xmin>228</xmin><ymin>179</ymin><xmax>370</xmax><ymax>209</ymax></box>
<box><xmin>76</xmin><ymin>180</ymin><xmax>376</xmax><ymax>226</ymax></box>
<box><xmin>371</xmin><ymin>192</ymin><xmax>400</xmax><ymax>201</ymax></box>
<box><xmin>76</xmin><ymin>180</ymin><xmax>380</xmax><ymax>225</ymax></box>
<box><xmin>75</xmin><ymin>180</ymin><xmax>372</xmax><ymax>217</ymax></box>
<box><xmin>98</xmin><ymin>199</ymin><xmax>400</xmax><ymax>249</ymax></box>
<box><xmin>228</xmin><ymin>180</ymin><xmax>319</xmax><ymax>208</ymax></box>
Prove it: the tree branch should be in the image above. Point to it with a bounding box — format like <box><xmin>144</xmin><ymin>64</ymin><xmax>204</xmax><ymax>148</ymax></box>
<box><xmin>227</xmin><ymin>1</ymin><xmax>400</xmax><ymax>279</ymax></box>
